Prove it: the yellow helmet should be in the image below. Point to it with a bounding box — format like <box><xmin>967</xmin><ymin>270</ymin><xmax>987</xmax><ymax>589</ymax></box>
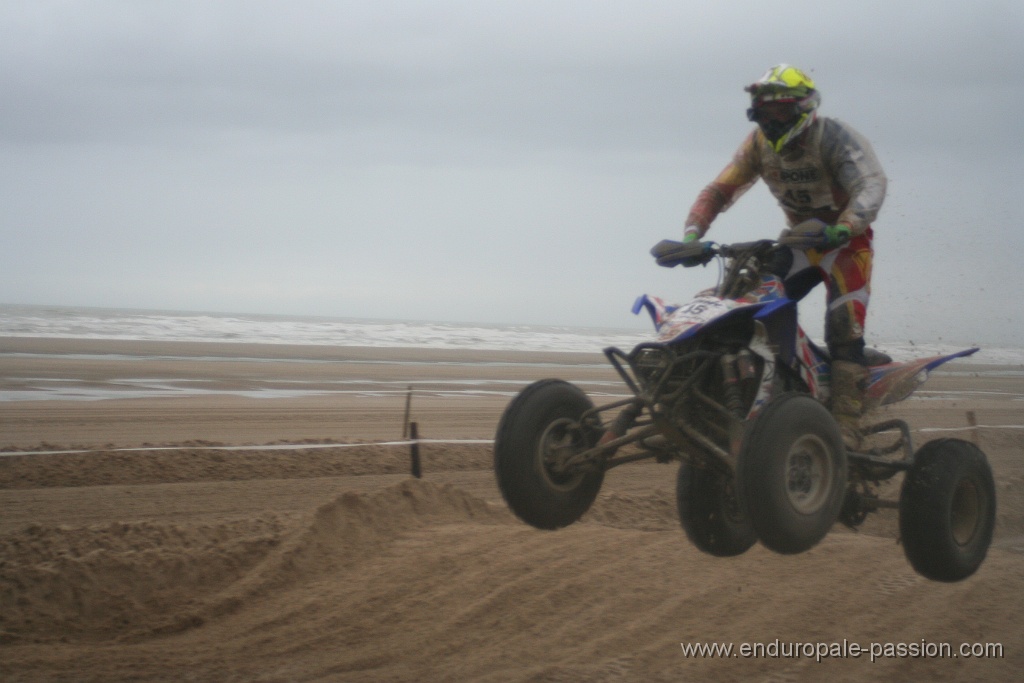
<box><xmin>745</xmin><ymin>64</ymin><xmax>821</xmax><ymax>152</ymax></box>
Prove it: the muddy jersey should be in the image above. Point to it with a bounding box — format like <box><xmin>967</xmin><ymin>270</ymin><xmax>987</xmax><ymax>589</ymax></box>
<box><xmin>686</xmin><ymin>117</ymin><xmax>887</xmax><ymax>235</ymax></box>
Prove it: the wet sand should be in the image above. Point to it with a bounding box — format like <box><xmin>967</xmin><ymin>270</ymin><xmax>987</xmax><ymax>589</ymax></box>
<box><xmin>2</xmin><ymin>337</ymin><xmax>1023</xmax><ymax>681</ymax></box>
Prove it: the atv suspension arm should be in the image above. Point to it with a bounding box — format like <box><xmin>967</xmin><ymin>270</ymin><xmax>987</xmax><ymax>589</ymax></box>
<box><xmin>846</xmin><ymin>418</ymin><xmax>916</xmax><ymax>476</ymax></box>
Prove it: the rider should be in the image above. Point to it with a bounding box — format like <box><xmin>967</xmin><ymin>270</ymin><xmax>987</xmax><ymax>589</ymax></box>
<box><xmin>683</xmin><ymin>64</ymin><xmax>887</xmax><ymax>444</ymax></box>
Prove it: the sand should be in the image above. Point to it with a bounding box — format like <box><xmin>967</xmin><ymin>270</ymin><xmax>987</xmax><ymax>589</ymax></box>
<box><xmin>1</xmin><ymin>337</ymin><xmax>1023</xmax><ymax>682</ymax></box>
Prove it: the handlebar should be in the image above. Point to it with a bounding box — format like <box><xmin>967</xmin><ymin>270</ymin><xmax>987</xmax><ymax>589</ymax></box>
<box><xmin>653</xmin><ymin>220</ymin><xmax>831</xmax><ymax>268</ymax></box>
<box><xmin>650</xmin><ymin>238</ymin><xmax>778</xmax><ymax>269</ymax></box>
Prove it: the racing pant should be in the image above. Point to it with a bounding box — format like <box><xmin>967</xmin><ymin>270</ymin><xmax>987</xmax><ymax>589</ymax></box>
<box><xmin>775</xmin><ymin>228</ymin><xmax>874</xmax><ymax>366</ymax></box>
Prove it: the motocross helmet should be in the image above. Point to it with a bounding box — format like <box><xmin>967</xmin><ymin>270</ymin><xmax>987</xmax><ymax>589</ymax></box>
<box><xmin>745</xmin><ymin>64</ymin><xmax>821</xmax><ymax>152</ymax></box>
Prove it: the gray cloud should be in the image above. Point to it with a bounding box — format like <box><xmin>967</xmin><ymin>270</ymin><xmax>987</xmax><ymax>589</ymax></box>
<box><xmin>2</xmin><ymin>0</ymin><xmax>1022</xmax><ymax>346</ymax></box>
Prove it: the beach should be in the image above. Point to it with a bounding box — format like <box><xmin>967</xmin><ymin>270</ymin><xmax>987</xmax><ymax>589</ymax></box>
<box><xmin>2</xmin><ymin>336</ymin><xmax>1023</xmax><ymax>681</ymax></box>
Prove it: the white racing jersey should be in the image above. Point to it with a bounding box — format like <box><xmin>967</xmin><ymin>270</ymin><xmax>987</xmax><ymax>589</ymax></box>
<box><xmin>687</xmin><ymin>117</ymin><xmax>887</xmax><ymax>236</ymax></box>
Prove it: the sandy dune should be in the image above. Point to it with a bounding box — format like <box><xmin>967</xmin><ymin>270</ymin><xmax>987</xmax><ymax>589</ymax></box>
<box><xmin>2</xmin><ymin>338</ymin><xmax>1023</xmax><ymax>681</ymax></box>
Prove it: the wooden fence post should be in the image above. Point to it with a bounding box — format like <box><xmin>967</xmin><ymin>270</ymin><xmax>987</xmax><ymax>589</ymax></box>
<box><xmin>402</xmin><ymin>386</ymin><xmax>413</xmax><ymax>439</ymax></box>
<box><xmin>967</xmin><ymin>410</ymin><xmax>980</xmax><ymax>445</ymax></box>
<box><xmin>409</xmin><ymin>421</ymin><xmax>422</xmax><ymax>478</ymax></box>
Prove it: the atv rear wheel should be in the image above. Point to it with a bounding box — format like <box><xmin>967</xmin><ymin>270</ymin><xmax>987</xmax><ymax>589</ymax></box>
<box><xmin>899</xmin><ymin>439</ymin><xmax>996</xmax><ymax>582</ymax></box>
<box><xmin>677</xmin><ymin>460</ymin><xmax>757</xmax><ymax>556</ymax></box>
<box><xmin>738</xmin><ymin>393</ymin><xmax>847</xmax><ymax>554</ymax></box>
<box><xmin>494</xmin><ymin>379</ymin><xmax>604</xmax><ymax>529</ymax></box>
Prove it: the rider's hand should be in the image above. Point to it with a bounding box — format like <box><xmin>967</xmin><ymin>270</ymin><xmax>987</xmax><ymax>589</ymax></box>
<box><xmin>822</xmin><ymin>224</ymin><xmax>852</xmax><ymax>248</ymax></box>
<box><xmin>680</xmin><ymin>241</ymin><xmax>713</xmax><ymax>268</ymax></box>
<box><xmin>678</xmin><ymin>227</ymin><xmax>709</xmax><ymax>266</ymax></box>
<box><xmin>780</xmin><ymin>223</ymin><xmax>852</xmax><ymax>250</ymax></box>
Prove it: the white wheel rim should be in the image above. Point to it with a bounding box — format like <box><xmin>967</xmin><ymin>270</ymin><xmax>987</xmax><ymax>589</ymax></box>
<box><xmin>784</xmin><ymin>434</ymin><xmax>834</xmax><ymax>514</ymax></box>
<box><xmin>537</xmin><ymin>417</ymin><xmax>585</xmax><ymax>491</ymax></box>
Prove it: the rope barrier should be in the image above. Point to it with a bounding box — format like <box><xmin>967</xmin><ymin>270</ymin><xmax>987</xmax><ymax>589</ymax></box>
<box><xmin>3</xmin><ymin>388</ymin><xmax>1019</xmax><ymax>462</ymax></box>
<box><xmin>3</xmin><ymin>426</ymin><xmax>1023</xmax><ymax>459</ymax></box>
<box><xmin>0</xmin><ymin>439</ymin><xmax>495</xmax><ymax>458</ymax></box>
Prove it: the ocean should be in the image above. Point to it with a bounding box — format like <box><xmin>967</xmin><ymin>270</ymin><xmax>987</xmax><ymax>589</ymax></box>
<box><xmin>0</xmin><ymin>304</ymin><xmax>650</xmax><ymax>354</ymax></box>
<box><xmin>1</xmin><ymin>303</ymin><xmax>1022</xmax><ymax>364</ymax></box>
<box><xmin>2</xmin><ymin>303</ymin><xmax>1022</xmax><ymax>404</ymax></box>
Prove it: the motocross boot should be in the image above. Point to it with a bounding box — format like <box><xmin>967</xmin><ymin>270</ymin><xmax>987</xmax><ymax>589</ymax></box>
<box><xmin>830</xmin><ymin>360</ymin><xmax>869</xmax><ymax>451</ymax></box>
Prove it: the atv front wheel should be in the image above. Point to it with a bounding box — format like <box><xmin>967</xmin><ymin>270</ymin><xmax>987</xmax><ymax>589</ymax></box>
<box><xmin>677</xmin><ymin>460</ymin><xmax>757</xmax><ymax>557</ymax></box>
<box><xmin>899</xmin><ymin>439</ymin><xmax>996</xmax><ymax>582</ymax></box>
<box><xmin>738</xmin><ymin>393</ymin><xmax>847</xmax><ymax>554</ymax></box>
<box><xmin>494</xmin><ymin>379</ymin><xmax>604</xmax><ymax>529</ymax></box>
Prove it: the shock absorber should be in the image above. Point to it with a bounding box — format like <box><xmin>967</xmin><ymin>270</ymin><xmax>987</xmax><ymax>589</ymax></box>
<box><xmin>720</xmin><ymin>353</ymin><xmax>745</xmax><ymax>417</ymax></box>
<box><xmin>597</xmin><ymin>399</ymin><xmax>643</xmax><ymax>453</ymax></box>
<box><xmin>736</xmin><ymin>348</ymin><xmax>759</xmax><ymax>386</ymax></box>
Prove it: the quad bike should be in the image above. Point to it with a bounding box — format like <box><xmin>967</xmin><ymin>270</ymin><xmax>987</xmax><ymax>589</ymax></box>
<box><xmin>494</xmin><ymin>233</ymin><xmax>996</xmax><ymax>582</ymax></box>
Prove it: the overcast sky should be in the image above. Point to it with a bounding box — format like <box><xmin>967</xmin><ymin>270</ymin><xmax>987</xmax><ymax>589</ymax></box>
<box><xmin>2</xmin><ymin>0</ymin><xmax>1022</xmax><ymax>347</ymax></box>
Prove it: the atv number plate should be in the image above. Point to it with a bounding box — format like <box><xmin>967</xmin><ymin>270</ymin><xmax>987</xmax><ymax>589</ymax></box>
<box><xmin>657</xmin><ymin>297</ymin><xmax>738</xmax><ymax>341</ymax></box>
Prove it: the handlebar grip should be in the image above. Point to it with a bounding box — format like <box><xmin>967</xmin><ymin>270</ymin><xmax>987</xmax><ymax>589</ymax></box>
<box><xmin>650</xmin><ymin>239</ymin><xmax>713</xmax><ymax>268</ymax></box>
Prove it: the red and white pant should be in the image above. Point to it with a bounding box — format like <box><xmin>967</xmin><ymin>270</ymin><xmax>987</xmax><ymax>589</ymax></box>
<box><xmin>780</xmin><ymin>228</ymin><xmax>873</xmax><ymax>364</ymax></box>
